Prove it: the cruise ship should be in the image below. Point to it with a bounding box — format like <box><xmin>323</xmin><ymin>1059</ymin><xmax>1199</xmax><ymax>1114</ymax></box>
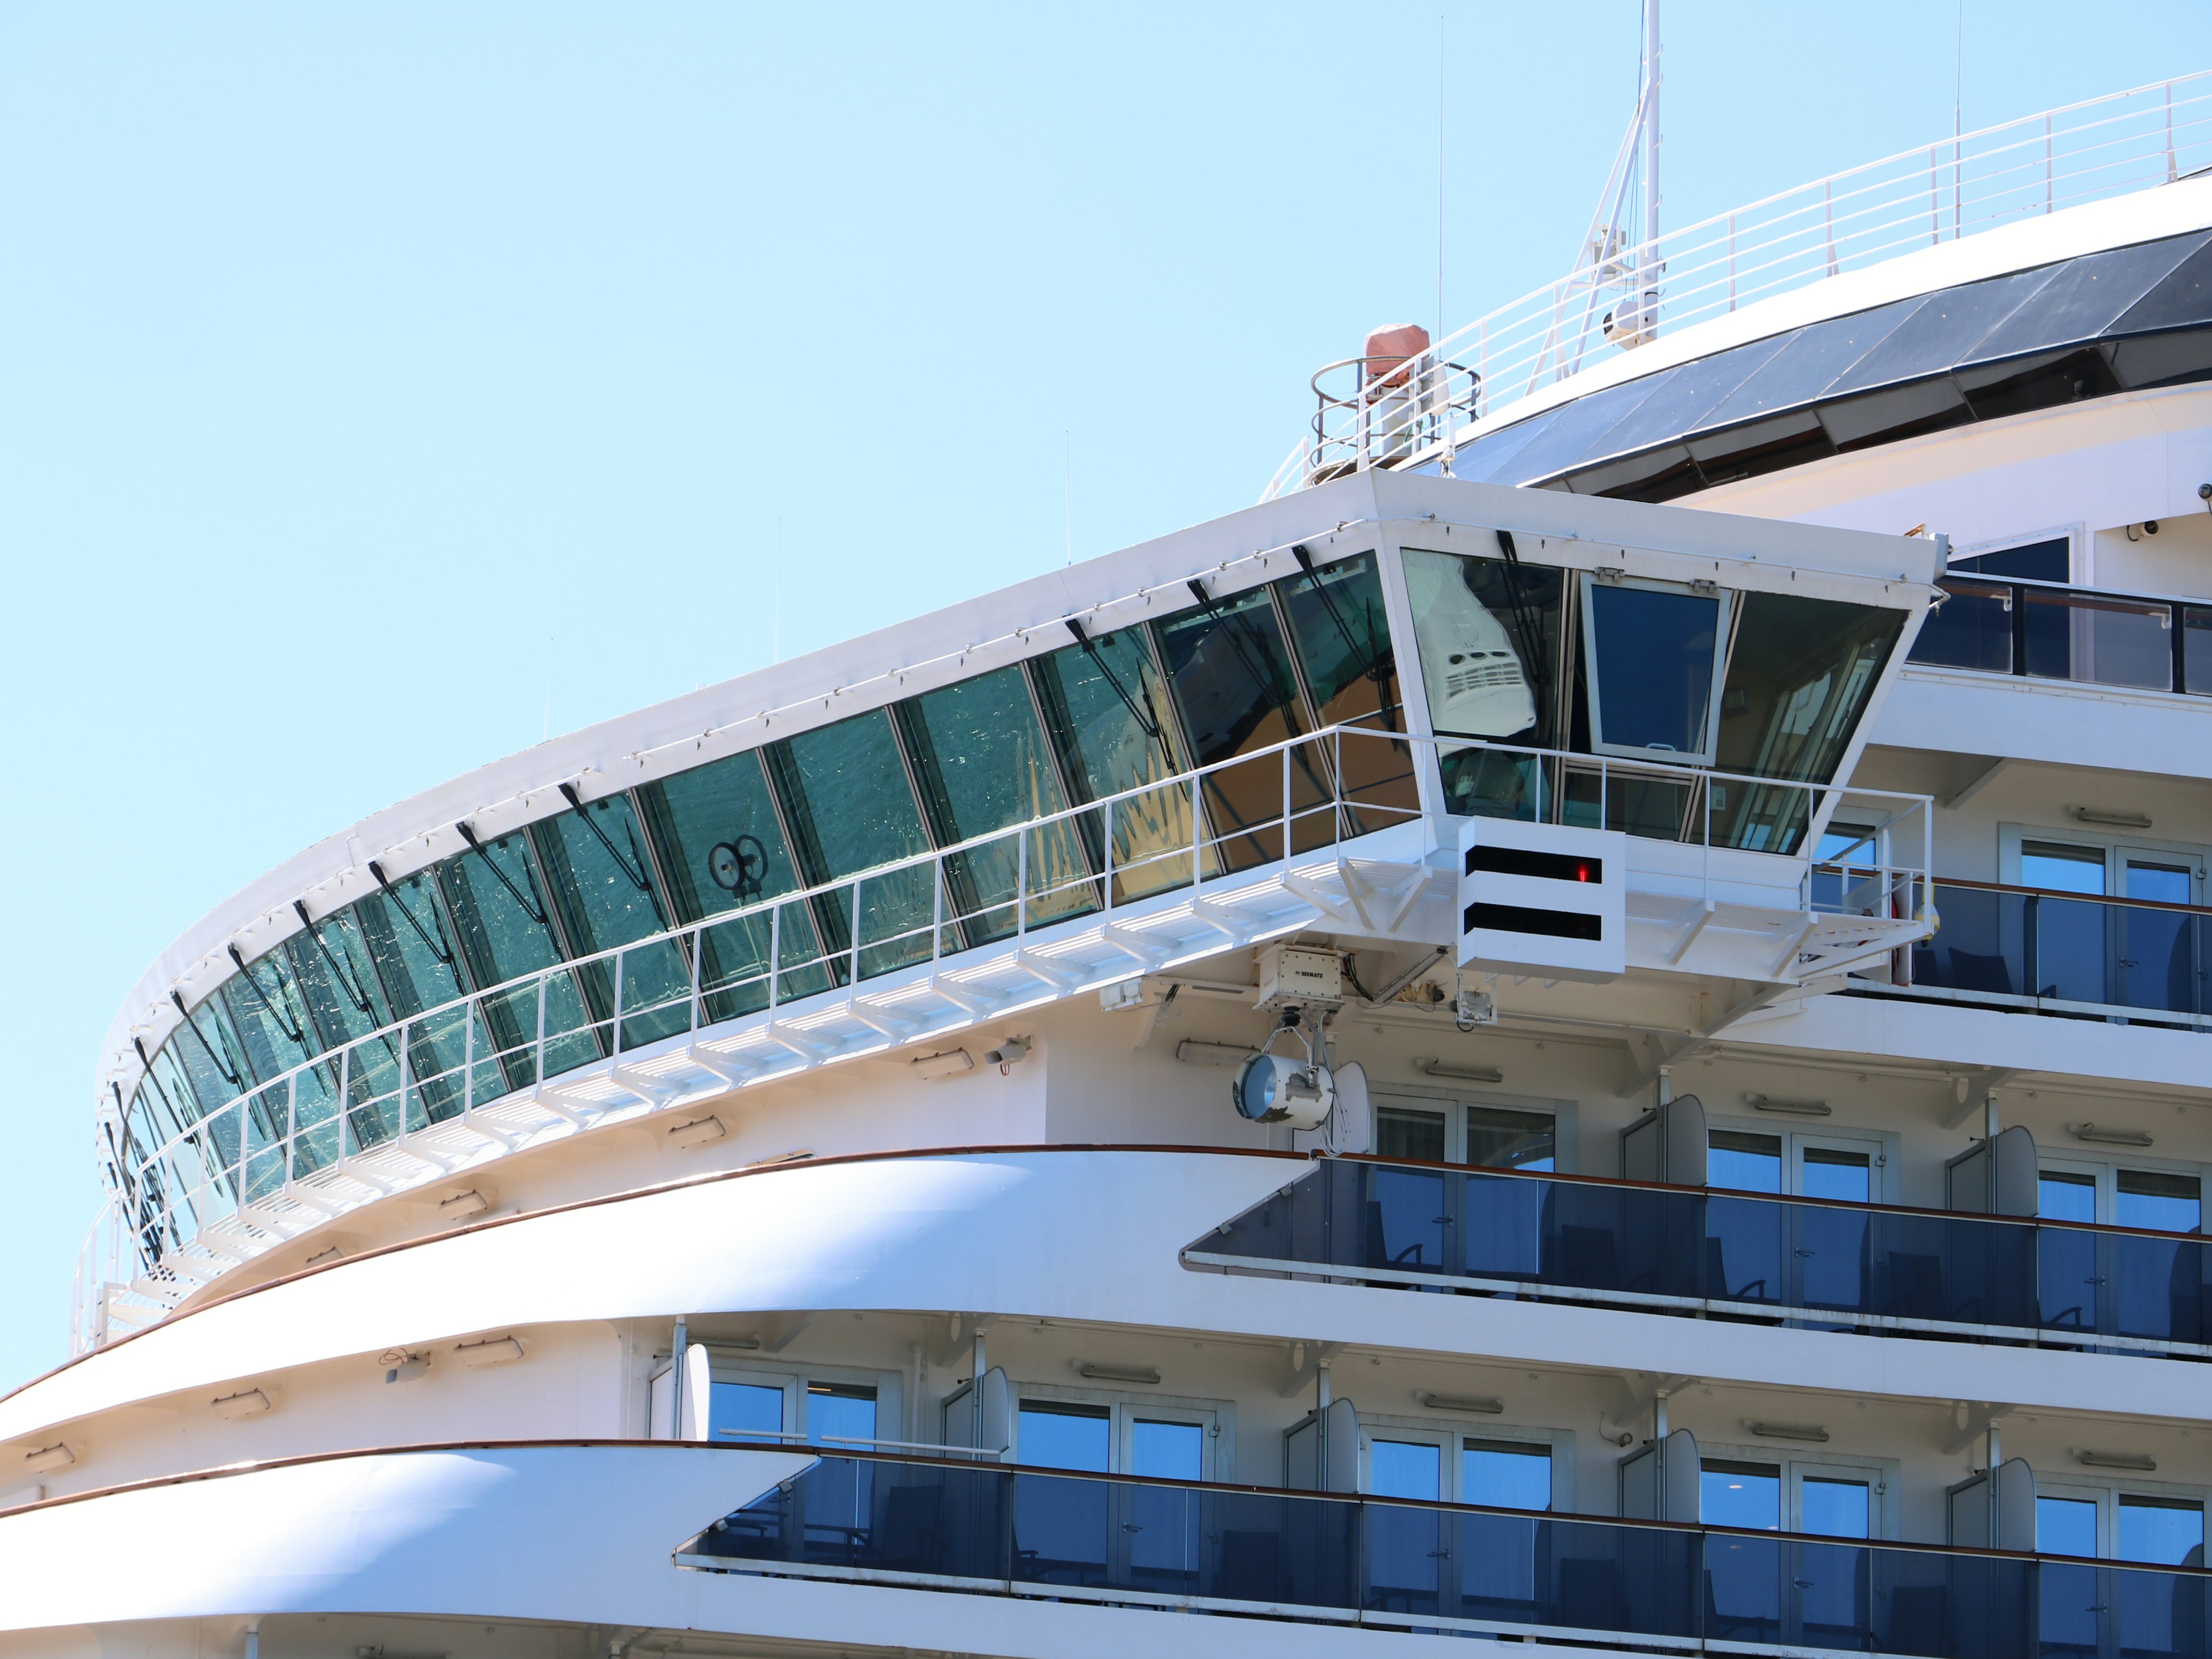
<box><xmin>8</xmin><ymin>49</ymin><xmax>2212</xmax><ymax>1659</ymax></box>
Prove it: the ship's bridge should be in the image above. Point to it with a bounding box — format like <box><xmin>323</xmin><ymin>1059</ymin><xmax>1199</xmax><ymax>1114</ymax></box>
<box><xmin>79</xmin><ymin>472</ymin><xmax>1937</xmax><ymax>1349</ymax></box>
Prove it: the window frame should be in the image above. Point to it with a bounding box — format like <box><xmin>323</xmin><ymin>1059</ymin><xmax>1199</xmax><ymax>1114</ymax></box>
<box><xmin>689</xmin><ymin>1353</ymin><xmax>907</xmax><ymax>1450</ymax></box>
<box><xmin>1705</xmin><ymin>1115</ymin><xmax>1900</xmax><ymax>1205</ymax></box>
<box><xmin>1368</xmin><ymin>1083</ymin><xmax>1579</xmax><ymax>1175</ymax></box>
<box><xmin>1577</xmin><ymin>571</ymin><xmax>1736</xmax><ymax>767</ymax></box>
<box><xmin>1009</xmin><ymin>1380</ymin><xmax>1233</xmax><ymax>1481</ymax></box>
<box><xmin>1354</xmin><ymin>1410</ymin><xmax>1575</xmax><ymax>1510</ymax></box>
<box><xmin>1698</xmin><ymin>1437</ymin><xmax>1901</xmax><ymax>1539</ymax></box>
<box><xmin>1947</xmin><ymin>527</ymin><xmax>2081</xmax><ymax>584</ymax></box>
<box><xmin>2035</xmin><ymin>1469</ymin><xmax>2211</xmax><ymax>1561</ymax></box>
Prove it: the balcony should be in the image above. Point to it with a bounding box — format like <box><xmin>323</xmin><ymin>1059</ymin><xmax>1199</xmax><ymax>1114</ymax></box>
<box><xmin>683</xmin><ymin>1449</ymin><xmax>2211</xmax><ymax>1658</ymax></box>
<box><xmin>1880</xmin><ymin>878</ymin><xmax>2212</xmax><ymax>1031</ymax></box>
<box><xmin>1187</xmin><ymin>1156</ymin><xmax>2212</xmax><ymax>1361</ymax></box>
<box><xmin>1910</xmin><ymin>574</ymin><xmax>2212</xmax><ymax>696</ymax></box>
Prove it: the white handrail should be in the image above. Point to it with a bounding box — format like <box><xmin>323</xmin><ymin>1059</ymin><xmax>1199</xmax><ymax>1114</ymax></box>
<box><xmin>74</xmin><ymin>724</ymin><xmax>1934</xmax><ymax>1353</ymax></box>
<box><xmin>1267</xmin><ymin>72</ymin><xmax>2212</xmax><ymax>499</ymax></box>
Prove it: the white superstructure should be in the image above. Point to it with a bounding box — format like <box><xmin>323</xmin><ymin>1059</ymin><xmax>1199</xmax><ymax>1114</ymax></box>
<box><xmin>10</xmin><ymin>66</ymin><xmax>2212</xmax><ymax>1659</ymax></box>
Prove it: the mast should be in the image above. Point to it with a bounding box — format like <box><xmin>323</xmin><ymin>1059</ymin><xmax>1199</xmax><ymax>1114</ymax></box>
<box><xmin>1639</xmin><ymin>0</ymin><xmax>1662</xmax><ymax>339</ymax></box>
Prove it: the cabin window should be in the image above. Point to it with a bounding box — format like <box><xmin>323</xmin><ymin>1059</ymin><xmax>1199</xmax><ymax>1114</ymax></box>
<box><xmin>535</xmin><ymin>794</ymin><xmax>689</xmax><ymax>1048</ymax></box>
<box><xmin>1277</xmin><ymin>551</ymin><xmax>1419</xmax><ymax>827</ymax></box>
<box><xmin>437</xmin><ymin>832</ymin><xmax>596</xmax><ymax>1086</ymax></box>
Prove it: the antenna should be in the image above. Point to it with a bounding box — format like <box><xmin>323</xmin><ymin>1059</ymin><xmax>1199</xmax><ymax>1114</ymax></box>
<box><xmin>1568</xmin><ymin>0</ymin><xmax>1663</xmax><ymax>349</ymax></box>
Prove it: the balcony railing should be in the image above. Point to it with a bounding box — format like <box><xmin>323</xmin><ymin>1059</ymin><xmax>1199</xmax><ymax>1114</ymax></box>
<box><xmin>1186</xmin><ymin>1156</ymin><xmax>2212</xmax><ymax>1360</ymax></box>
<box><xmin>1894</xmin><ymin>878</ymin><xmax>2212</xmax><ymax>1031</ymax></box>
<box><xmin>683</xmin><ymin>1449</ymin><xmax>2210</xmax><ymax>1658</ymax></box>
<box><xmin>1910</xmin><ymin>575</ymin><xmax>2212</xmax><ymax>696</ymax></box>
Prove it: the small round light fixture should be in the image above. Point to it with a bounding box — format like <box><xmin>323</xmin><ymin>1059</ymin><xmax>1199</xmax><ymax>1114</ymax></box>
<box><xmin>1232</xmin><ymin>1051</ymin><xmax>1334</xmax><ymax>1130</ymax></box>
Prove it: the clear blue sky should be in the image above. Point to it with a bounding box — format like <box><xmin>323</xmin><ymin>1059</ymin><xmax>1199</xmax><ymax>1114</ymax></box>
<box><xmin>1</xmin><ymin>3</ymin><xmax>2204</xmax><ymax>1392</ymax></box>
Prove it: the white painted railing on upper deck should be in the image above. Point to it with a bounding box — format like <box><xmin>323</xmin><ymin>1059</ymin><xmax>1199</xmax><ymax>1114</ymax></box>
<box><xmin>1265</xmin><ymin>73</ymin><xmax>2212</xmax><ymax>499</ymax></box>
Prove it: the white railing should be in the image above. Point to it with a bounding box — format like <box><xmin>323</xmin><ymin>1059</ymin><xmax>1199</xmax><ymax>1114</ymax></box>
<box><xmin>73</xmin><ymin>725</ymin><xmax>1933</xmax><ymax>1353</ymax></box>
<box><xmin>1266</xmin><ymin>72</ymin><xmax>2212</xmax><ymax>498</ymax></box>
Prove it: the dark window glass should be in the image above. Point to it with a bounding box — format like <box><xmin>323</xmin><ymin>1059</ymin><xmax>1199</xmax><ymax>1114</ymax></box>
<box><xmin>1950</xmin><ymin>538</ymin><xmax>2068</xmax><ymax>581</ymax></box>
<box><xmin>807</xmin><ymin>1381</ymin><xmax>878</xmax><ymax>1447</ymax></box>
<box><xmin>169</xmin><ymin>994</ymin><xmax>252</xmax><ymax>1111</ymax></box>
<box><xmin>1399</xmin><ymin>548</ymin><xmax>1563</xmax><ymax>821</ymax></box>
<box><xmin>1620</xmin><ymin>334</ymin><xmax>1796</xmax><ymax>450</ymax></box>
<box><xmin>2104</xmin><ymin>233</ymin><xmax>2212</xmax><ymax>335</ymax></box>
<box><xmin>1683</xmin><ymin>408</ymin><xmax>1835</xmax><ymax>486</ymax></box>
<box><xmin>1967</xmin><ymin>236</ymin><xmax>2201</xmax><ymax>364</ymax></box>
<box><xmin>1958</xmin><ymin>344</ymin><xmax>2120</xmax><ymax>421</ymax></box>
<box><xmin>1584</xmin><ymin>581</ymin><xmax>1724</xmax><ymax>760</ymax></box>
<box><xmin>1700</xmin><ymin>1460</ymin><xmax>1781</xmax><ymax>1531</ymax></box>
<box><xmin>1375</xmin><ymin>1105</ymin><xmax>1446</xmax><ymax>1162</ymax></box>
<box><xmin>1493</xmin><ymin>376</ymin><xmax>1668</xmax><ymax>483</ymax></box>
<box><xmin>2109</xmin><ymin>327</ymin><xmax>2212</xmax><ymax>391</ymax></box>
<box><xmin>1019</xmin><ymin>1400</ymin><xmax>1111</xmax><ymax>1471</ymax></box>
<box><xmin>769</xmin><ymin>710</ymin><xmax>937</xmax><ymax>978</ymax></box>
<box><xmin>1464</xmin><ymin>1440</ymin><xmax>1552</xmax><ymax>1511</ymax></box>
<box><xmin>2186</xmin><ymin>607</ymin><xmax>2212</xmax><ymax>696</ymax></box>
<box><xmin>536</xmin><ymin>794</ymin><xmax>691</xmax><ymax>1049</ymax></box>
<box><xmin>220</xmin><ymin>947</ymin><xmax>320</xmax><ymax>1083</ymax></box>
<box><xmin>354</xmin><ymin>874</ymin><xmax>476</xmax><ymax>1130</ymax></box>
<box><xmin>1153</xmin><ymin>586</ymin><xmax>1328</xmax><ymax>872</ymax></box>
<box><xmin>2040</xmin><ymin>1168</ymin><xmax>2097</xmax><ymax>1223</ymax></box>
<box><xmin>1452</xmin><ymin>404</ymin><xmax>1568</xmax><ymax>487</ymax></box>
<box><xmin>1698</xmin><ymin>299</ymin><xmax>1923</xmax><ymax>429</ymax></box>
<box><xmin>1464</xmin><ymin>1106</ymin><xmax>1554</xmax><ymax>1172</ymax></box>
<box><xmin>287</xmin><ymin>908</ymin><xmax>393</xmax><ymax>1050</ymax></box>
<box><xmin>1828</xmin><ymin>268</ymin><xmax>2053</xmax><ymax>396</ymax></box>
<box><xmin>1277</xmin><ymin>551</ymin><xmax>1418</xmax><ymax>829</ymax></box>
<box><xmin>1817</xmin><ymin>377</ymin><xmax>1971</xmax><ymax>451</ymax></box>
<box><xmin>2119</xmin><ymin>1494</ymin><xmax>2205</xmax><ymax>1567</ymax></box>
<box><xmin>635</xmin><ymin>749</ymin><xmax>829</xmax><ymax>1018</ymax></box>
<box><xmin>1710</xmin><ymin>1129</ymin><xmax>1783</xmax><ymax>1193</ymax></box>
<box><xmin>1909</xmin><ymin>578</ymin><xmax>2014</xmax><ymax>671</ymax></box>
<box><xmin>2118</xmin><ymin>1168</ymin><xmax>2200</xmax><ymax>1234</ymax></box>
<box><xmin>1031</xmin><ymin>627</ymin><xmax>1197</xmax><ymax>902</ymax></box>
<box><xmin>902</xmin><ymin>664</ymin><xmax>1093</xmax><ymax>942</ymax></box>
<box><xmin>1711</xmin><ymin>592</ymin><xmax>1902</xmax><ymax>854</ymax></box>
<box><xmin>441</xmin><ymin>838</ymin><xmax>600</xmax><ymax>1088</ymax></box>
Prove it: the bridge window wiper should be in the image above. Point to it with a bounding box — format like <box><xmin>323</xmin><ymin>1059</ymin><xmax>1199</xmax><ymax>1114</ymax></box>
<box><xmin>456</xmin><ymin>824</ymin><xmax>550</xmax><ymax>929</ymax></box>
<box><xmin>294</xmin><ymin>900</ymin><xmax>378</xmax><ymax>1021</ymax></box>
<box><xmin>169</xmin><ymin>990</ymin><xmax>243</xmax><ymax>1092</ymax></box>
<box><xmin>370</xmin><ymin>860</ymin><xmax>458</xmax><ymax>969</ymax></box>
<box><xmin>1065</xmin><ymin>618</ymin><xmax>1162</xmax><ymax>743</ymax></box>
<box><xmin>557</xmin><ymin>783</ymin><xmax>656</xmax><ymax>899</ymax></box>
<box><xmin>226</xmin><ymin>944</ymin><xmax>310</xmax><ymax>1051</ymax></box>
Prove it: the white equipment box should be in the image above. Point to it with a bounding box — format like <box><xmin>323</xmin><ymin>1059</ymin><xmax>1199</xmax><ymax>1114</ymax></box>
<box><xmin>1457</xmin><ymin>818</ymin><xmax>1626</xmax><ymax>983</ymax></box>
<box><xmin>1255</xmin><ymin>945</ymin><xmax>1344</xmax><ymax>1010</ymax></box>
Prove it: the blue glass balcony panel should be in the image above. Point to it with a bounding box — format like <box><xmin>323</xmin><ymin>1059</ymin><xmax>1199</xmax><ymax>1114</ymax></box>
<box><xmin>684</xmin><ymin>1452</ymin><xmax>2212</xmax><ymax>1658</ymax></box>
<box><xmin>1196</xmin><ymin>1157</ymin><xmax>2212</xmax><ymax>1357</ymax></box>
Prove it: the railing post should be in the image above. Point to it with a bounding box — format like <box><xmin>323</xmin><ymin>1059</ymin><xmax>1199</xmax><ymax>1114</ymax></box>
<box><xmin>932</xmin><ymin>855</ymin><xmax>945</xmax><ymax>963</ymax></box>
<box><xmin>2168</xmin><ymin>83</ymin><xmax>2178</xmax><ymax>183</ymax></box>
<box><xmin>1928</xmin><ymin>147</ymin><xmax>1940</xmax><ymax>247</ymax></box>
<box><xmin>769</xmin><ymin>904</ymin><xmax>782</xmax><ymax>1011</ymax></box>
<box><xmin>2045</xmin><ymin>113</ymin><xmax>2054</xmax><ymax>213</ymax></box>
<box><xmin>850</xmin><ymin>882</ymin><xmax>863</xmax><ymax>984</ymax></box>
<box><xmin>688</xmin><ymin>922</ymin><xmax>703</xmax><ymax>1033</ymax></box>
<box><xmin>1282</xmin><ymin>743</ymin><xmax>1293</xmax><ymax>866</ymax></box>
<box><xmin>1728</xmin><ymin>212</ymin><xmax>1738</xmax><ymax>311</ymax></box>
<box><xmin>1103</xmin><ymin>798</ymin><xmax>1116</xmax><ymax>915</ymax></box>
<box><xmin>1191</xmin><ymin>774</ymin><xmax>1203</xmax><ymax>889</ymax></box>
<box><xmin>2025</xmin><ymin>893</ymin><xmax>2041</xmax><ymax>1005</ymax></box>
<box><xmin>337</xmin><ymin>1043</ymin><xmax>351</xmax><ymax>1159</ymax></box>
<box><xmin>1823</xmin><ymin>178</ymin><xmax>1838</xmax><ymax>276</ymax></box>
<box><xmin>1016</xmin><ymin>828</ymin><xmax>1029</xmax><ymax>940</ymax></box>
<box><xmin>463</xmin><ymin>998</ymin><xmax>476</xmax><ymax>1115</ymax></box>
<box><xmin>283</xmin><ymin>1072</ymin><xmax>297</xmax><ymax>1187</ymax></box>
<box><xmin>536</xmin><ymin>972</ymin><xmax>549</xmax><ymax>1086</ymax></box>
